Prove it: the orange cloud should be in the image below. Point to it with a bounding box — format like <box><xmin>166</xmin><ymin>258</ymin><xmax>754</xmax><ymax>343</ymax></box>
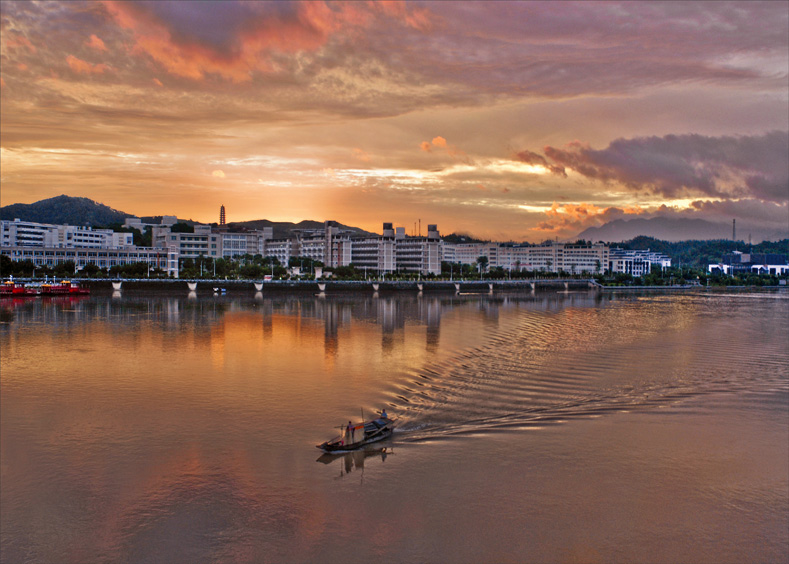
<box><xmin>86</xmin><ymin>34</ymin><xmax>107</xmax><ymax>51</ymax></box>
<box><xmin>101</xmin><ymin>1</ymin><xmax>431</xmax><ymax>83</ymax></box>
<box><xmin>153</xmin><ymin>78</ymin><xmax>163</xmax><ymax>87</ymax></box>
<box><xmin>533</xmin><ymin>202</ymin><xmax>644</xmax><ymax>237</ymax></box>
<box><xmin>374</xmin><ymin>0</ymin><xmax>432</xmax><ymax>31</ymax></box>
<box><xmin>4</xmin><ymin>35</ymin><xmax>36</xmax><ymax>53</ymax></box>
<box><xmin>420</xmin><ymin>135</ymin><xmax>470</xmax><ymax>163</ymax></box>
<box><xmin>66</xmin><ymin>55</ymin><xmax>109</xmax><ymax>74</ymax></box>
<box><xmin>353</xmin><ymin>148</ymin><xmax>371</xmax><ymax>162</ymax></box>
<box><xmin>103</xmin><ymin>1</ymin><xmax>329</xmax><ymax>82</ymax></box>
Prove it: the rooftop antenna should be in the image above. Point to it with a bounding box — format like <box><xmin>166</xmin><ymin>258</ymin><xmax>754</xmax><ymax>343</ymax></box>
<box><xmin>419</xmin><ymin>219</ymin><xmax>421</xmax><ymax>237</ymax></box>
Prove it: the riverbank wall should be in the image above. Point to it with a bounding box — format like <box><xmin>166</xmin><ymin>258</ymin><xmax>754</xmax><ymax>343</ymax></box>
<box><xmin>24</xmin><ymin>278</ymin><xmax>601</xmax><ymax>295</ymax></box>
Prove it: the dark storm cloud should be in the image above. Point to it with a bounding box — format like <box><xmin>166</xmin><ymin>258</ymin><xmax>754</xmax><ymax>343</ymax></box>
<box><xmin>541</xmin><ymin>132</ymin><xmax>789</xmax><ymax>203</ymax></box>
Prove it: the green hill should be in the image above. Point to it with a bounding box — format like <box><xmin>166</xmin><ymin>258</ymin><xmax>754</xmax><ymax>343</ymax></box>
<box><xmin>0</xmin><ymin>195</ymin><xmax>131</xmax><ymax>226</ymax></box>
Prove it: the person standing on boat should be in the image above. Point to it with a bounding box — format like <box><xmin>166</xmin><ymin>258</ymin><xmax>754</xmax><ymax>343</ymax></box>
<box><xmin>347</xmin><ymin>421</ymin><xmax>354</xmax><ymax>441</ymax></box>
<box><xmin>381</xmin><ymin>408</ymin><xmax>388</xmax><ymax>419</ymax></box>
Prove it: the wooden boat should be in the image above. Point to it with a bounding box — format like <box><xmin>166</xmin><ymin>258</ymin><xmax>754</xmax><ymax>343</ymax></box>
<box><xmin>317</xmin><ymin>415</ymin><xmax>395</xmax><ymax>452</ymax></box>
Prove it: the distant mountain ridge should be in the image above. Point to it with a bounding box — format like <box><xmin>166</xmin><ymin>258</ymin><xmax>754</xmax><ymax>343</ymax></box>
<box><xmin>0</xmin><ymin>195</ymin><xmax>372</xmax><ymax>238</ymax></box>
<box><xmin>577</xmin><ymin>216</ymin><xmax>788</xmax><ymax>243</ymax></box>
<box><xmin>229</xmin><ymin>219</ymin><xmax>373</xmax><ymax>239</ymax></box>
<box><xmin>4</xmin><ymin>195</ymin><xmax>786</xmax><ymax>244</ymax></box>
<box><xmin>0</xmin><ymin>195</ymin><xmax>131</xmax><ymax>226</ymax></box>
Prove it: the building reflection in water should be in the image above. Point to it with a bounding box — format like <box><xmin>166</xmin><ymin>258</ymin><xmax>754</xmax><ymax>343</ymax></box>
<box><xmin>0</xmin><ymin>292</ymin><xmax>612</xmax><ymax>357</ymax></box>
<box><xmin>0</xmin><ymin>289</ymin><xmax>622</xmax><ymax>559</ymax></box>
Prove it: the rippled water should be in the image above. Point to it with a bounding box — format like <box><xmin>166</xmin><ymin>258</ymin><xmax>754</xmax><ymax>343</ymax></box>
<box><xmin>1</xmin><ymin>290</ymin><xmax>787</xmax><ymax>563</ymax></box>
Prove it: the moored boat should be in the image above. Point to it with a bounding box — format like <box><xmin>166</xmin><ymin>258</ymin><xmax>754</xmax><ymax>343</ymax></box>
<box><xmin>0</xmin><ymin>280</ymin><xmax>39</xmax><ymax>298</ymax></box>
<box><xmin>317</xmin><ymin>414</ymin><xmax>395</xmax><ymax>452</ymax></box>
<box><xmin>40</xmin><ymin>280</ymin><xmax>90</xmax><ymax>296</ymax></box>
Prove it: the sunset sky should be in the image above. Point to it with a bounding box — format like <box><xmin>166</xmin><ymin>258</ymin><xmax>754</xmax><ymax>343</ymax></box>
<box><xmin>1</xmin><ymin>1</ymin><xmax>787</xmax><ymax>242</ymax></box>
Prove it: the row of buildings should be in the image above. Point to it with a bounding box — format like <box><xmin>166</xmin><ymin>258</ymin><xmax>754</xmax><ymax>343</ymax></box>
<box><xmin>1</xmin><ymin>216</ymin><xmax>672</xmax><ymax>278</ymax></box>
<box><xmin>708</xmin><ymin>251</ymin><xmax>789</xmax><ymax>276</ymax></box>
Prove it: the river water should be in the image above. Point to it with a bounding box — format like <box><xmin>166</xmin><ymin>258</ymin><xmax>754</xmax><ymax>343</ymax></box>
<box><xmin>1</xmin><ymin>289</ymin><xmax>787</xmax><ymax>563</ymax></box>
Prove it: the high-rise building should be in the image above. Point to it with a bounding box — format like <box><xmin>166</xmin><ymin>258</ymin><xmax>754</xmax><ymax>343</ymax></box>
<box><xmin>220</xmin><ymin>205</ymin><xmax>226</xmax><ymax>226</ymax></box>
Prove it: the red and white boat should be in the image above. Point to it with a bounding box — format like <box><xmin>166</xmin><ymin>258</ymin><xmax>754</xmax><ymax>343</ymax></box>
<box><xmin>40</xmin><ymin>280</ymin><xmax>90</xmax><ymax>296</ymax></box>
<box><xmin>0</xmin><ymin>280</ymin><xmax>40</xmax><ymax>298</ymax></box>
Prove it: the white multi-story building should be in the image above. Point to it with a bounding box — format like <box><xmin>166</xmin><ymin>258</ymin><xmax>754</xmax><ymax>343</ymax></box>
<box><xmin>609</xmin><ymin>248</ymin><xmax>671</xmax><ymax>276</ymax></box>
<box><xmin>2</xmin><ymin>219</ymin><xmax>178</xmax><ymax>275</ymax></box>
<box><xmin>152</xmin><ymin>224</ymin><xmax>212</xmax><ymax>259</ymax></box>
<box><xmin>560</xmin><ymin>243</ymin><xmax>609</xmax><ymax>274</ymax></box>
<box><xmin>2</xmin><ymin>245</ymin><xmax>175</xmax><ymax>275</ymax></box>
<box><xmin>2</xmin><ymin>219</ymin><xmax>133</xmax><ymax>249</ymax></box>
<box><xmin>392</xmin><ymin>224</ymin><xmax>441</xmax><ymax>275</ymax></box>
<box><xmin>8</xmin><ymin>217</ymin><xmax>682</xmax><ymax>280</ymax></box>
<box><xmin>349</xmin><ymin>236</ymin><xmax>396</xmax><ymax>273</ymax></box>
<box><xmin>153</xmin><ymin>223</ymin><xmax>275</xmax><ymax>266</ymax></box>
<box><xmin>255</xmin><ymin>221</ymin><xmax>441</xmax><ymax>275</ymax></box>
<box><xmin>213</xmin><ymin>227</ymin><xmax>272</xmax><ymax>258</ymax></box>
<box><xmin>442</xmin><ymin>240</ymin><xmax>609</xmax><ymax>274</ymax></box>
<box><xmin>450</xmin><ymin>243</ymin><xmax>489</xmax><ymax>266</ymax></box>
<box><xmin>300</xmin><ymin>234</ymin><xmax>330</xmax><ymax>264</ymax></box>
<box><xmin>263</xmin><ymin>238</ymin><xmax>299</xmax><ymax>265</ymax></box>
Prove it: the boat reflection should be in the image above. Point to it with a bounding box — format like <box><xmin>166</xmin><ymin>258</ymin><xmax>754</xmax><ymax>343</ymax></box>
<box><xmin>316</xmin><ymin>446</ymin><xmax>394</xmax><ymax>479</ymax></box>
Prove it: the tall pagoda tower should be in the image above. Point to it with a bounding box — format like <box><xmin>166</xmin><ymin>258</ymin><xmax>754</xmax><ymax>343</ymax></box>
<box><xmin>220</xmin><ymin>205</ymin><xmax>226</xmax><ymax>226</ymax></box>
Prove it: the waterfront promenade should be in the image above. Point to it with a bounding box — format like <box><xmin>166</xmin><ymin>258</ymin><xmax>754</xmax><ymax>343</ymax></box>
<box><xmin>4</xmin><ymin>278</ymin><xmax>710</xmax><ymax>294</ymax></box>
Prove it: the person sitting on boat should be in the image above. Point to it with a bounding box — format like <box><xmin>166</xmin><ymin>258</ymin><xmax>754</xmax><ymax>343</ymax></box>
<box><xmin>381</xmin><ymin>408</ymin><xmax>388</xmax><ymax>419</ymax></box>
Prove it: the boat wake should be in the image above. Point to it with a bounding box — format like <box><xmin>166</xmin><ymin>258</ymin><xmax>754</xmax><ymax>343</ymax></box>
<box><xmin>382</xmin><ymin>294</ymin><xmax>789</xmax><ymax>444</ymax></box>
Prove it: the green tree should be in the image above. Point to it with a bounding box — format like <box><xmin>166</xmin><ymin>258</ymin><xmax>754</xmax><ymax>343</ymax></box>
<box><xmin>476</xmin><ymin>256</ymin><xmax>489</xmax><ymax>276</ymax></box>
<box><xmin>170</xmin><ymin>222</ymin><xmax>194</xmax><ymax>233</ymax></box>
<box><xmin>81</xmin><ymin>263</ymin><xmax>103</xmax><ymax>278</ymax></box>
<box><xmin>54</xmin><ymin>261</ymin><xmax>76</xmax><ymax>277</ymax></box>
<box><xmin>239</xmin><ymin>264</ymin><xmax>265</xmax><ymax>278</ymax></box>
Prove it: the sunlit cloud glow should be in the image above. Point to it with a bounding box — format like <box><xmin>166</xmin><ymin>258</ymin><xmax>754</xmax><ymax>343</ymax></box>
<box><xmin>1</xmin><ymin>1</ymin><xmax>786</xmax><ymax>242</ymax></box>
